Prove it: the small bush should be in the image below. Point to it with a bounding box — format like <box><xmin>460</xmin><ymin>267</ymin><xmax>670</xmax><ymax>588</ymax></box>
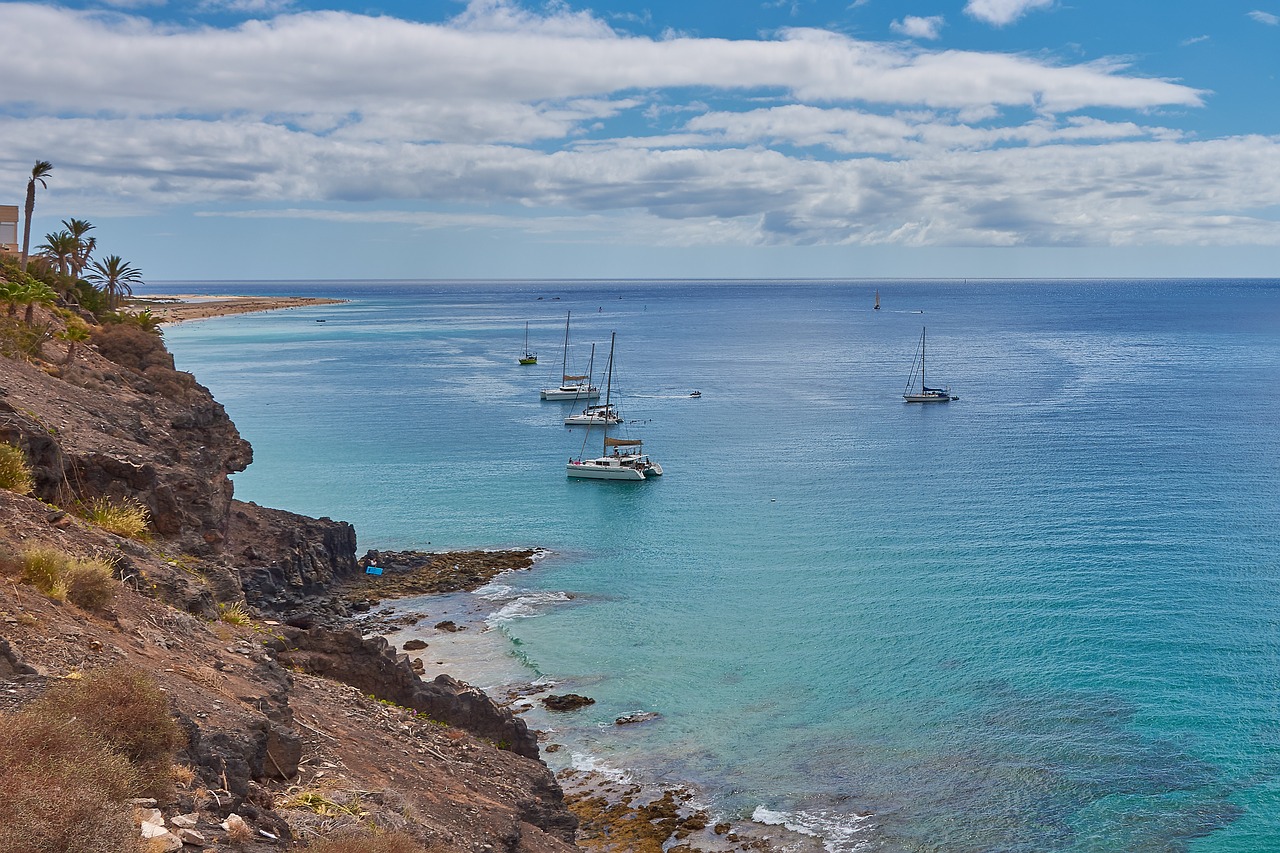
<box><xmin>0</xmin><ymin>710</ymin><xmax>142</xmax><ymax>853</ymax></box>
<box><xmin>84</xmin><ymin>496</ymin><xmax>151</xmax><ymax>539</ymax></box>
<box><xmin>34</xmin><ymin>665</ymin><xmax>184</xmax><ymax>801</ymax></box>
<box><xmin>0</xmin><ymin>442</ymin><xmax>34</xmax><ymax>494</ymax></box>
<box><xmin>21</xmin><ymin>546</ymin><xmax>71</xmax><ymax>599</ymax></box>
<box><xmin>308</xmin><ymin>829</ymin><xmax>433</xmax><ymax>853</ymax></box>
<box><xmin>218</xmin><ymin>600</ymin><xmax>252</xmax><ymax>625</ymax></box>
<box><xmin>65</xmin><ymin>557</ymin><xmax>118</xmax><ymax>612</ymax></box>
<box><xmin>19</xmin><ymin>547</ymin><xmax>121</xmax><ymax>611</ymax></box>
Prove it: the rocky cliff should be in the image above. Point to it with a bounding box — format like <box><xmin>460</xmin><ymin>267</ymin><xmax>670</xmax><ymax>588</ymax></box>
<box><xmin>0</xmin><ymin>307</ymin><xmax>577</xmax><ymax>852</ymax></box>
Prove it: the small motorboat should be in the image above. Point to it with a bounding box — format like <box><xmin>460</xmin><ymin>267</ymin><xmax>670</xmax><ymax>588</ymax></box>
<box><xmin>689</xmin><ymin>390</ymin><xmax>702</xmax><ymax>398</ymax></box>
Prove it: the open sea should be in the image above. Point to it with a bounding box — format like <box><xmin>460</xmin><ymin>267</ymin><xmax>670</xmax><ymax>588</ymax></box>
<box><xmin>147</xmin><ymin>279</ymin><xmax>1280</xmax><ymax>853</ymax></box>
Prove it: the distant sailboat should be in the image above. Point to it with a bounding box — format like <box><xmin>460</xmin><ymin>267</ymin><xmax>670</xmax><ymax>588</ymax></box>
<box><xmin>519</xmin><ymin>321</ymin><xmax>537</xmax><ymax>365</ymax></box>
<box><xmin>540</xmin><ymin>311</ymin><xmax>600</xmax><ymax>401</ymax></box>
<box><xmin>902</xmin><ymin>327</ymin><xmax>957</xmax><ymax>403</ymax></box>
<box><xmin>874</xmin><ymin>290</ymin><xmax>880</xmax><ymax>310</ymax></box>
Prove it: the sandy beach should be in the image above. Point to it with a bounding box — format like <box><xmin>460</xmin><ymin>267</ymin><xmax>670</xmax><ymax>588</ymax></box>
<box><xmin>130</xmin><ymin>294</ymin><xmax>346</xmax><ymax>323</ymax></box>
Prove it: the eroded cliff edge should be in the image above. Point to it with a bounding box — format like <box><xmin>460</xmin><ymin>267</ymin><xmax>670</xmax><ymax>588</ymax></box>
<box><xmin>0</xmin><ymin>309</ymin><xmax>576</xmax><ymax>852</ymax></box>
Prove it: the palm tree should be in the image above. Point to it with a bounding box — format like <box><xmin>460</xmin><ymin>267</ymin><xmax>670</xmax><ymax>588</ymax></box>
<box><xmin>38</xmin><ymin>231</ymin><xmax>77</xmax><ymax>278</ymax></box>
<box><xmin>61</xmin><ymin>218</ymin><xmax>96</xmax><ymax>280</ymax></box>
<box><xmin>20</xmin><ymin>161</ymin><xmax>53</xmax><ymax>273</ymax></box>
<box><xmin>0</xmin><ymin>277</ymin><xmax>22</xmax><ymax>316</ymax></box>
<box><xmin>20</xmin><ymin>279</ymin><xmax>58</xmax><ymax>325</ymax></box>
<box><xmin>37</xmin><ymin>230</ymin><xmax>79</xmax><ymax>301</ymax></box>
<box><xmin>58</xmin><ymin>323</ymin><xmax>91</xmax><ymax>365</ymax></box>
<box><xmin>86</xmin><ymin>255</ymin><xmax>143</xmax><ymax>311</ymax></box>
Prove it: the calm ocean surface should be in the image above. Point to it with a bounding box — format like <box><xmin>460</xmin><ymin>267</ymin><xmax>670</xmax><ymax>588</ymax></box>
<box><xmin>149</xmin><ymin>279</ymin><xmax>1280</xmax><ymax>852</ymax></box>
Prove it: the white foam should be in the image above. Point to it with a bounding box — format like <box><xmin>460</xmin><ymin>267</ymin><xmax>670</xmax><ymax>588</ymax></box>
<box><xmin>751</xmin><ymin>805</ymin><xmax>875</xmax><ymax>852</ymax></box>
<box><xmin>568</xmin><ymin>752</ymin><xmax>634</xmax><ymax>785</ymax></box>
<box><xmin>483</xmin><ymin>589</ymin><xmax>572</xmax><ymax>622</ymax></box>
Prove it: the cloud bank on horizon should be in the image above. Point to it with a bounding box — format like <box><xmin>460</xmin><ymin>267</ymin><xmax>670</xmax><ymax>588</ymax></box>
<box><xmin>1</xmin><ymin>0</ymin><xmax>1278</xmax><ymax>278</ymax></box>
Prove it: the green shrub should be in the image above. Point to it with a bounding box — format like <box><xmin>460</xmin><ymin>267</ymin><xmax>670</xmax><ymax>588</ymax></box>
<box><xmin>0</xmin><ymin>708</ymin><xmax>142</xmax><ymax>853</ymax></box>
<box><xmin>218</xmin><ymin>600</ymin><xmax>253</xmax><ymax>625</ymax></box>
<box><xmin>0</xmin><ymin>442</ymin><xmax>34</xmax><ymax>494</ymax></box>
<box><xmin>34</xmin><ymin>666</ymin><xmax>183</xmax><ymax>801</ymax></box>
<box><xmin>83</xmin><ymin>496</ymin><xmax>150</xmax><ymax>540</ymax></box>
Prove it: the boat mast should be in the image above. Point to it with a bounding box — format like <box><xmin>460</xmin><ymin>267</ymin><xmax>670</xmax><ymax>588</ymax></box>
<box><xmin>920</xmin><ymin>327</ymin><xmax>926</xmax><ymax>391</ymax></box>
<box><xmin>561</xmin><ymin>312</ymin><xmax>571</xmax><ymax>381</ymax></box>
<box><xmin>601</xmin><ymin>332</ymin><xmax>615</xmax><ymax>455</ymax></box>
<box><xmin>524</xmin><ymin>321</ymin><xmax>530</xmax><ymax>355</ymax></box>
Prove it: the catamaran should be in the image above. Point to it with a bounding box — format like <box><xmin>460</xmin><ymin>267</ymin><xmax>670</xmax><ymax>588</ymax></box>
<box><xmin>567</xmin><ymin>332</ymin><xmax>662</xmax><ymax>480</ymax></box>
<box><xmin>540</xmin><ymin>311</ymin><xmax>599</xmax><ymax>401</ymax></box>
<box><xmin>903</xmin><ymin>326</ymin><xmax>957</xmax><ymax>403</ymax></box>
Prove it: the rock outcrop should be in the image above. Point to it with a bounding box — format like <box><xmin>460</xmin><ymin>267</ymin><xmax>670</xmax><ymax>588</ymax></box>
<box><xmin>276</xmin><ymin>625</ymin><xmax>540</xmax><ymax>760</ymax></box>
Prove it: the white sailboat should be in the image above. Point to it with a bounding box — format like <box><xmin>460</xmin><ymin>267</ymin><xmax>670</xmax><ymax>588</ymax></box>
<box><xmin>540</xmin><ymin>311</ymin><xmax>600</xmax><ymax>401</ymax></box>
<box><xmin>564</xmin><ymin>402</ymin><xmax>621</xmax><ymax>427</ymax></box>
<box><xmin>565</xmin><ymin>341</ymin><xmax>622</xmax><ymax>426</ymax></box>
<box><xmin>567</xmin><ymin>332</ymin><xmax>662</xmax><ymax>480</ymax></box>
<box><xmin>903</xmin><ymin>326</ymin><xmax>957</xmax><ymax>403</ymax></box>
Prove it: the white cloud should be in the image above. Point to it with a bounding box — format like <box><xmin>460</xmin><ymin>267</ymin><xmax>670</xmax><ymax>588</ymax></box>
<box><xmin>891</xmin><ymin>16</ymin><xmax>945</xmax><ymax>41</ymax></box>
<box><xmin>197</xmin><ymin>0</ymin><xmax>296</xmax><ymax>15</ymax></box>
<box><xmin>965</xmin><ymin>0</ymin><xmax>1054</xmax><ymax>27</ymax></box>
<box><xmin>1</xmin><ymin>0</ymin><xmax>1269</xmax><ymax>257</ymax></box>
<box><xmin>1247</xmin><ymin>10</ymin><xmax>1280</xmax><ymax>25</ymax></box>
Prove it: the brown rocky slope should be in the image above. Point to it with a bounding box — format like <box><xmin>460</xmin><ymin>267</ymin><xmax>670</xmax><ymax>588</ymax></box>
<box><xmin>0</xmin><ymin>306</ymin><xmax>577</xmax><ymax>852</ymax></box>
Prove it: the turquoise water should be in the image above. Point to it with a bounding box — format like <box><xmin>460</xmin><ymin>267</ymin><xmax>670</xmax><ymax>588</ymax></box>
<box><xmin>153</xmin><ymin>280</ymin><xmax>1280</xmax><ymax>852</ymax></box>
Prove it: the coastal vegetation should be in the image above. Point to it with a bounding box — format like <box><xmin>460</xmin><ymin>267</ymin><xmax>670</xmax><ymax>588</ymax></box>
<box><xmin>2</xmin><ymin>161</ymin><xmax>149</xmax><ymax>357</ymax></box>
<box><xmin>82</xmin><ymin>495</ymin><xmax>152</xmax><ymax>540</ymax></box>
<box><xmin>15</xmin><ymin>545</ymin><xmax>119</xmax><ymax>611</ymax></box>
<box><xmin>0</xmin><ymin>665</ymin><xmax>182</xmax><ymax>852</ymax></box>
<box><xmin>0</xmin><ymin>441</ymin><xmax>34</xmax><ymax>494</ymax></box>
<box><xmin>19</xmin><ymin>160</ymin><xmax>52</xmax><ymax>272</ymax></box>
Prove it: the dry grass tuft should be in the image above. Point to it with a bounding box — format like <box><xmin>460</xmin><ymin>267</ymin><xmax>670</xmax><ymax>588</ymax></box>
<box><xmin>307</xmin><ymin>829</ymin><xmax>436</xmax><ymax>853</ymax></box>
<box><xmin>0</xmin><ymin>707</ymin><xmax>142</xmax><ymax>853</ymax></box>
<box><xmin>18</xmin><ymin>546</ymin><xmax>120</xmax><ymax>611</ymax></box>
<box><xmin>225</xmin><ymin>814</ymin><xmax>254</xmax><ymax>844</ymax></box>
<box><xmin>65</xmin><ymin>556</ymin><xmax>119</xmax><ymax>611</ymax></box>
<box><xmin>34</xmin><ymin>665</ymin><xmax>184</xmax><ymax>801</ymax></box>
<box><xmin>218</xmin><ymin>600</ymin><xmax>252</xmax><ymax>625</ymax></box>
<box><xmin>83</xmin><ymin>496</ymin><xmax>151</xmax><ymax>540</ymax></box>
<box><xmin>0</xmin><ymin>442</ymin><xmax>34</xmax><ymax>495</ymax></box>
<box><xmin>20</xmin><ymin>546</ymin><xmax>71</xmax><ymax>600</ymax></box>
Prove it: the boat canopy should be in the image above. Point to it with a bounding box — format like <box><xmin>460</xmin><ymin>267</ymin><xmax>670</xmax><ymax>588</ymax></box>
<box><xmin>604</xmin><ymin>437</ymin><xmax>643</xmax><ymax>448</ymax></box>
<box><xmin>563</xmin><ymin>374</ymin><xmax>588</xmax><ymax>381</ymax></box>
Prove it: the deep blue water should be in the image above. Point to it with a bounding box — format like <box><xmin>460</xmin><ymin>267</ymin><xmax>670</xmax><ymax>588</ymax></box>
<box><xmin>150</xmin><ymin>279</ymin><xmax>1280</xmax><ymax>852</ymax></box>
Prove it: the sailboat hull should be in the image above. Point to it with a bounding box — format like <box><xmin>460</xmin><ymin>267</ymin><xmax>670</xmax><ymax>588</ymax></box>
<box><xmin>541</xmin><ymin>386</ymin><xmax>600</xmax><ymax>400</ymax></box>
<box><xmin>567</xmin><ymin>459</ymin><xmax>647</xmax><ymax>480</ymax></box>
<box><xmin>903</xmin><ymin>392</ymin><xmax>953</xmax><ymax>403</ymax></box>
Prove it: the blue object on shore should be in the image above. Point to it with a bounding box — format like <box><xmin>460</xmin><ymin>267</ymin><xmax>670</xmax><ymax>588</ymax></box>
<box><xmin>365</xmin><ymin>565</ymin><xmax>383</xmax><ymax>576</ymax></box>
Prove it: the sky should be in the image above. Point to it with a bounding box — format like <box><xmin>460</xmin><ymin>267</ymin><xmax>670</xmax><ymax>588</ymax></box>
<box><xmin>1</xmin><ymin>0</ymin><xmax>1279</xmax><ymax>281</ymax></box>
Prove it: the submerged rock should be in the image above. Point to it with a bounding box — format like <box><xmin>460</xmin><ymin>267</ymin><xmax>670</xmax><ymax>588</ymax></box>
<box><xmin>542</xmin><ymin>694</ymin><xmax>596</xmax><ymax>712</ymax></box>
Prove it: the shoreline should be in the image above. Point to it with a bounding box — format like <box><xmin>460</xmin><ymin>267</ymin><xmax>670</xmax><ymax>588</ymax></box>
<box><xmin>129</xmin><ymin>293</ymin><xmax>347</xmax><ymax>323</ymax></box>
<box><xmin>347</xmin><ymin>550</ymin><xmax>828</xmax><ymax>853</ymax></box>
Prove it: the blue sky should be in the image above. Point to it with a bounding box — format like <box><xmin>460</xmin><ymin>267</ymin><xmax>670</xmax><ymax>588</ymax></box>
<box><xmin>2</xmin><ymin>0</ymin><xmax>1279</xmax><ymax>280</ymax></box>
